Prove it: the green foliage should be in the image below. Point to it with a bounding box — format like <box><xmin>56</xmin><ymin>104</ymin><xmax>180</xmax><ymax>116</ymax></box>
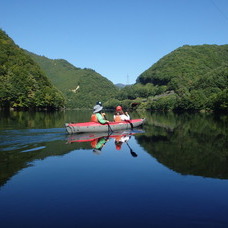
<box><xmin>137</xmin><ymin>45</ymin><xmax>228</xmax><ymax>89</ymax></box>
<box><xmin>1</xmin><ymin>30</ymin><xmax>227</xmax><ymax>113</ymax></box>
<box><xmin>0</xmin><ymin>29</ymin><xmax>65</xmax><ymax>110</ymax></box>
<box><xmin>117</xmin><ymin>83</ymin><xmax>166</xmax><ymax>100</ymax></box>
<box><xmin>27</xmin><ymin>51</ymin><xmax>118</xmax><ymax>109</ymax></box>
<box><xmin>131</xmin><ymin>45</ymin><xmax>228</xmax><ymax>112</ymax></box>
<box><xmin>211</xmin><ymin>89</ymin><xmax>228</xmax><ymax>112</ymax></box>
<box><xmin>195</xmin><ymin>64</ymin><xmax>228</xmax><ymax>90</ymax></box>
<box><xmin>138</xmin><ymin>94</ymin><xmax>177</xmax><ymax>111</ymax></box>
<box><xmin>103</xmin><ymin>98</ymin><xmax>120</xmax><ymax>109</ymax></box>
<box><xmin>104</xmin><ymin>98</ymin><xmax>133</xmax><ymax>111</ymax></box>
<box><xmin>174</xmin><ymin>90</ymin><xmax>209</xmax><ymax>111</ymax></box>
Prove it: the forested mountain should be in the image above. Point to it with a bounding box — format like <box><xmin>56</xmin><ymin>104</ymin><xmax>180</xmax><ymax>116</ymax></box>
<box><xmin>1</xmin><ymin>28</ymin><xmax>227</xmax><ymax>112</ymax></box>
<box><xmin>27</xmin><ymin>52</ymin><xmax>118</xmax><ymax>109</ymax></box>
<box><xmin>0</xmin><ymin>29</ymin><xmax>65</xmax><ymax>110</ymax></box>
<box><xmin>137</xmin><ymin>44</ymin><xmax>228</xmax><ymax>87</ymax></box>
<box><xmin>108</xmin><ymin>45</ymin><xmax>228</xmax><ymax>112</ymax></box>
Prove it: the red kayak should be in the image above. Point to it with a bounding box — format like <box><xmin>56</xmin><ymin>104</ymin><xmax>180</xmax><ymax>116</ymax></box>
<box><xmin>65</xmin><ymin>118</ymin><xmax>145</xmax><ymax>134</ymax></box>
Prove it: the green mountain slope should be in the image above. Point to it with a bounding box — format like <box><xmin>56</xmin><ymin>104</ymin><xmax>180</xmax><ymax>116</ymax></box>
<box><xmin>128</xmin><ymin>44</ymin><xmax>228</xmax><ymax>112</ymax></box>
<box><xmin>27</xmin><ymin>52</ymin><xmax>118</xmax><ymax>109</ymax></box>
<box><xmin>137</xmin><ymin>44</ymin><xmax>228</xmax><ymax>88</ymax></box>
<box><xmin>0</xmin><ymin>29</ymin><xmax>65</xmax><ymax>110</ymax></box>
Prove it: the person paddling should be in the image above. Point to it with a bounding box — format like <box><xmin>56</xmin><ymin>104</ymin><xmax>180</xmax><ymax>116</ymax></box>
<box><xmin>114</xmin><ymin>106</ymin><xmax>130</xmax><ymax>122</ymax></box>
<box><xmin>91</xmin><ymin>103</ymin><xmax>109</xmax><ymax>124</ymax></box>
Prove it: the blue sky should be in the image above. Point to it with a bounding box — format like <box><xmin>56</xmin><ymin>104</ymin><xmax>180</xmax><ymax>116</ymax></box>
<box><xmin>1</xmin><ymin>0</ymin><xmax>228</xmax><ymax>84</ymax></box>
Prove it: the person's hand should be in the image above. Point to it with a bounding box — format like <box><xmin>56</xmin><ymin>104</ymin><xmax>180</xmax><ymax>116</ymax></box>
<box><xmin>125</xmin><ymin>112</ymin><xmax>128</xmax><ymax>115</ymax></box>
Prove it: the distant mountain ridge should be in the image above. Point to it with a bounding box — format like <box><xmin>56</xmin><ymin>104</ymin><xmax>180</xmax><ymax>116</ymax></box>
<box><xmin>27</xmin><ymin>52</ymin><xmax>118</xmax><ymax>108</ymax></box>
<box><xmin>115</xmin><ymin>83</ymin><xmax>127</xmax><ymax>88</ymax></box>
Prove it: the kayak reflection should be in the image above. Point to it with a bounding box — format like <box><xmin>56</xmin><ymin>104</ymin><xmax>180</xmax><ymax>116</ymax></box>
<box><xmin>66</xmin><ymin>129</ymin><xmax>143</xmax><ymax>157</ymax></box>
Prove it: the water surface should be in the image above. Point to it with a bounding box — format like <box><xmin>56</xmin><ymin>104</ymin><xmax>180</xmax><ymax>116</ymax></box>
<box><xmin>0</xmin><ymin>110</ymin><xmax>227</xmax><ymax>228</ymax></box>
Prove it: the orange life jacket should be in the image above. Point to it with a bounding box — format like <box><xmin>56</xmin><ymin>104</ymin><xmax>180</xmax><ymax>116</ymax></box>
<box><xmin>91</xmin><ymin>114</ymin><xmax>98</xmax><ymax>122</ymax></box>
<box><xmin>114</xmin><ymin>115</ymin><xmax>122</xmax><ymax>122</ymax></box>
<box><xmin>91</xmin><ymin>139</ymin><xmax>98</xmax><ymax>148</ymax></box>
<box><xmin>114</xmin><ymin>135</ymin><xmax>122</xmax><ymax>141</ymax></box>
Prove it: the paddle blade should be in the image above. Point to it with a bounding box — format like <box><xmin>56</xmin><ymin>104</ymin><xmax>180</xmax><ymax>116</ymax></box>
<box><xmin>130</xmin><ymin>150</ymin><xmax>138</xmax><ymax>157</ymax></box>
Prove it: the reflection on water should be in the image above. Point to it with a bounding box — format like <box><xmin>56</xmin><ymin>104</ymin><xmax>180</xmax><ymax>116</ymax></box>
<box><xmin>0</xmin><ymin>110</ymin><xmax>228</xmax><ymax>227</ymax></box>
<box><xmin>0</xmin><ymin>112</ymin><xmax>144</xmax><ymax>187</ymax></box>
<box><xmin>67</xmin><ymin>129</ymin><xmax>141</xmax><ymax>157</ymax></box>
<box><xmin>137</xmin><ymin>112</ymin><xmax>228</xmax><ymax>179</ymax></box>
<box><xmin>0</xmin><ymin>110</ymin><xmax>228</xmax><ymax>187</ymax></box>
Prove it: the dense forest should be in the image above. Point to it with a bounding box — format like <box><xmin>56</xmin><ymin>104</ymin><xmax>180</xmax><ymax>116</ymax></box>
<box><xmin>27</xmin><ymin>52</ymin><xmax>118</xmax><ymax>109</ymax></box>
<box><xmin>105</xmin><ymin>45</ymin><xmax>228</xmax><ymax>112</ymax></box>
<box><xmin>0</xmin><ymin>29</ymin><xmax>227</xmax><ymax>112</ymax></box>
<box><xmin>0</xmin><ymin>29</ymin><xmax>65</xmax><ymax>110</ymax></box>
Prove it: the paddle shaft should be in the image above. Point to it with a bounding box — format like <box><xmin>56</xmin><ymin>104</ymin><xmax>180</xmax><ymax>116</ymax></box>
<box><xmin>125</xmin><ymin>119</ymin><xmax>133</xmax><ymax>129</ymax></box>
<box><xmin>103</xmin><ymin>113</ymin><xmax>113</xmax><ymax>133</ymax></box>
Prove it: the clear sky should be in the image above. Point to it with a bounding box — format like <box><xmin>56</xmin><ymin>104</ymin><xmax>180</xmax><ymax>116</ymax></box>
<box><xmin>1</xmin><ymin>0</ymin><xmax>228</xmax><ymax>84</ymax></box>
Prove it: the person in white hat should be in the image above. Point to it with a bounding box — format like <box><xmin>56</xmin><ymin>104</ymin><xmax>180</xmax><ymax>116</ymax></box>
<box><xmin>90</xmin><ymin>103</ymin><xmax>109</xmax><ymax>124</ymax></box>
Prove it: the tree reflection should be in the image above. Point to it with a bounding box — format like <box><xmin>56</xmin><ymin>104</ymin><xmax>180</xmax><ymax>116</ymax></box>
<box><xmin>135</xmin><ymin>112</ymin><xmax>228</xmax><ymax>179</ymax></box>
<box><xmin>0</xmin><ymin>110</ymin><xmax>227</xmax><ymax>188</ymax></box>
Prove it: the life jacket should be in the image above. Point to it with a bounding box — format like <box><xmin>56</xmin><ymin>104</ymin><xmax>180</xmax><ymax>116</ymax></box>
<box><xmin>91</xmin><ymin>139</ymin><xmax>98</xmax><ymax>148</ymax></box>
<box><xmin>91</xmin><ymin>114</ymin><xmax>98</xmax><ymax>122</ymax></box>
<box><xmin>114</xmin><ymin>115</ymin><xmax>122</xmax><ymax>122</ymax></box>
<box><xmin>114</xmin><ymin>135</ymin><xmax>122</xmax><ymax>141</ymax></box>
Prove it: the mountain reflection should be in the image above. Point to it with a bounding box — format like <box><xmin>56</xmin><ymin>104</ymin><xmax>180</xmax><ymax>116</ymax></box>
<box><xmin>0</xmin><ymin>110</ymin><xmax>227</xmax><ymax>188</ymax></box>
<box><xmin>135</xmin><ymin>112</ymin><xmax>228</xmax><ymax>179</ymax></box>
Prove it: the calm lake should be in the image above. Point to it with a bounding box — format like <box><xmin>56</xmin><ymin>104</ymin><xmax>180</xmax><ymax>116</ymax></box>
<box><xmin>0</xmin><ymin>110</ymin><xmax>227</xmax><ymax>228</ymax></box>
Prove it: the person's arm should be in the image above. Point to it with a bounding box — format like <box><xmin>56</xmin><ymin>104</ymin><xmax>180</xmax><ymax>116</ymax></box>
<box><xmin>96</xmin><ymin>113</ymin><xmax>108</xmax><ymax>124</ymax></box>
<box><xmin>120</xmin><ymin>113</ymin><xmax>130</xmax><ymax>121</ymax></box>
<box><xmin>125</xmin><ymin>112</ymin><xmax>130</xmax><ymax>120</ymax></box>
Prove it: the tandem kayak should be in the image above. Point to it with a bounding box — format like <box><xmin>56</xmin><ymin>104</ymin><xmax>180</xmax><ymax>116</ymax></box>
<box><xmin>65</xmin><ymin>118</ymin><xmax>145</xmax><ymax>134</ymax></box>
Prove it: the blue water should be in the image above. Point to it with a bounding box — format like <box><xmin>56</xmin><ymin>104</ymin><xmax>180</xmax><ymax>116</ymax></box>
<box><xmin>0</xmin><ymin>111</ymin><xmax>228</xmax><ymax>228</ymax></box>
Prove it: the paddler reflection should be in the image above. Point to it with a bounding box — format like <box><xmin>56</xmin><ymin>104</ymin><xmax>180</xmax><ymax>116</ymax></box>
<box><xmin>113</xmin><ymin>134</ymin><xmax>137</xmax><ymax>157</ymax></box>
<box><xmin>66</xmin><ymin>130</ymin><xmax>142</xmax><ymax>157</ymax></box>
<box><xmin>91</xmin><ymin>137</ymin><xmax>109</xmax><ymax>155</ymax></box>
<box><xmin>114</xmin><ymin>134</ymin><xmax>130</xmax><ymax>150</ymax></box>
<box><xmin>90</xmin><ymin>133</ymin><xmax>138</xmax><ymax>157</ymax></box>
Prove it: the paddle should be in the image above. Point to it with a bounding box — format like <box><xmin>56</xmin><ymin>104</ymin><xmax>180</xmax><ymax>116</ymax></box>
<box><xmin>125</xmin><ymin>141</ymin><xmax>138</xmax><ymax>157</ymax></box>
<box><xmin>103</xmin><ymin>113</ymin><xmax>113</xmax><ymax>134</ymax></box>
<box><xmin>125</xmin><ymin>119</ymin><xmax>133</xmax><ymax>130</ymax></box>
<box><xmin>106</xmin><ymin>122</ymin><xmax>113</xmax><ymax>135</ymax></box>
